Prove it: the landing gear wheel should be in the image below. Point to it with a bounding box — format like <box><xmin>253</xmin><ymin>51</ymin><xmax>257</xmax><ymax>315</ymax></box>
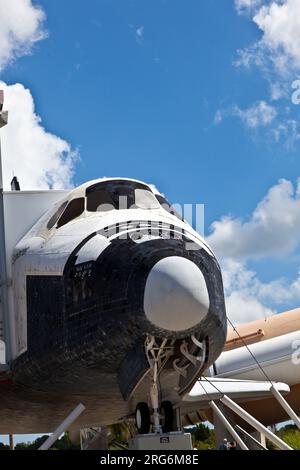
<box><xmin>160</xmin><ymin>401</ymin><xmax>174</xmax><ymax>433</ymax></box>
<box><xmin>135</xmin><ymin>402</ymin><xmax>151</xmax><ymax>434</ymax></box>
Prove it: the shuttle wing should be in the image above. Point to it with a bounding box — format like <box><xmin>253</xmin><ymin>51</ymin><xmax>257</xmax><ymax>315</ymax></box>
<box><xmin>182</xmin><ymin>377</ymin><xmax>290</xmax><ymax>405</ymax></box>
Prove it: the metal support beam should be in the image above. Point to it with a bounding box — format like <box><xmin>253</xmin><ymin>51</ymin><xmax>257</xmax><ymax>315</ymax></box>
<box><xmin>235</xmin><ymin>425</ymin><xmax>267</xmax><ymax>450</ymax></box>
<box><xmin>175</xmin><ymin>407</ymin><xmax>181</xmax><ymax>431</ymax></box>
<box><xmin>220</xmin><ymin>395</ymin><xmax>292</xmax><ymax>450</ymax></box>
<box><xmin>271</xmin><ymin>385</ymin><xmax>300</xmax><ymax>430</ymax></box>
<box><xmin>209</xmin><ymin>401</ymin><xmax>248</xmax><ymax>450</ymax></box>
<box><xmin>39</xmin><ymin>403</ymin><xmax>86</xmax><ymax>450</ymax></box>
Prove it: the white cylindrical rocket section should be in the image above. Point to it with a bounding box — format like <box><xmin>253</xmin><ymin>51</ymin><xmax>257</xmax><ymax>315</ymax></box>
<box><xmin>211</xmin><ymin>330</ymin><xmax>300</xmax><ymax>386</ymax></box>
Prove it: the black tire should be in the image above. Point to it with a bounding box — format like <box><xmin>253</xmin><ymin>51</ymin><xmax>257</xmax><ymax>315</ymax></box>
<box><xmin>135</xmin><ymin>402</ymin><xmax>151</xmax><ymax>434</ymax></box>
<box><xmin>160</xmin><ymin>401</ymin><xmax>174</xmax><ymax>433</ymax></box>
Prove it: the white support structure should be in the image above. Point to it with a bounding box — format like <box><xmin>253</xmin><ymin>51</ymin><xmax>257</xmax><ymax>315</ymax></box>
<box><xmin>271</xmin><ymin>385</ymin><xmax>300</xmax><ymax>431</ymax></box>
<box><xmin>209</xmin><ymin>400</ymin><xmax>249</xmax><ymax>450</ymax></box>
<box><xmin>220</xmin><ymin>395</ymin><xmax>293</xmax><ymax>450</ymax></box>
<box><xmin>235</xmin><ymin>425</ymin><xmax>267</xmax><ymax>450</ymax></box>
<box><xmin>0</xmin><ymin>91</ymin><xmax>10</xmax><ymax>366</ymax></box>
<box><xmin>39</xmin><ymin>403</ymin><xmax>86</xmax><ymax>450</ymax></box>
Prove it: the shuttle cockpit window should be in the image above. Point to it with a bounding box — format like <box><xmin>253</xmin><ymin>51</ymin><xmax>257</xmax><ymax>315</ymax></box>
<box><xmin>56</xmin><ymin>198</ymin><xmax>85</xmax><ymax>228</ymax></box>
<box><xmin>86</xmin><ymin>189</ymin><xmax>115</xmax><ymax>212</ymax></box>
<box><xmin>86</xmin><ymin>181</ymin><xmax>159</xmax><ymax>211</ymax></box>
<box><xmin>47</xmin><ymin>200</ymin><xmax>68</xmax><ymax>230</ymax></box>
<box><xmin>134</xmin><ymin>188</ymin><xmax>159</xmax><ymax>210</ymax></box>
<box><xmin>155</xmin><ymin>195</ymin><xmax>183</xmax><ymax>221</ymax></box>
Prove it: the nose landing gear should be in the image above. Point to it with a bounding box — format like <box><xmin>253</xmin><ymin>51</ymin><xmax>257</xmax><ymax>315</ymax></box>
<box><xmin>130</xmin><ymin>335</ymin><xmax>193</xmax><ymax>449</ymax></box>
<box><xmin>135</xmin><ymin>336</ymin><xmax>175</xmax><ymax>435</ymax></box>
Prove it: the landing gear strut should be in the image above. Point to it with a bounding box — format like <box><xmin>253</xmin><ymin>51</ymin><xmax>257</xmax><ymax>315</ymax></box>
<box><xmin>135</xmin><ymin>336</ymin><xmax>176</xmax><ymax>434</ymax></box>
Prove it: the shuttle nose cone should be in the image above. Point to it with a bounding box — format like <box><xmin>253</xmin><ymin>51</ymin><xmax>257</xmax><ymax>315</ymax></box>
<box><xmin>144</xmin><ymin>256</ymin><xmax>209</xmax><ymax>332</ymax></box>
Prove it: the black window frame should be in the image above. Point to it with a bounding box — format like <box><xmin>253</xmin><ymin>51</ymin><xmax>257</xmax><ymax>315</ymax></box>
<box><xmin>56</xmin><ymin>197</ymin><xmax>85</xmax><ymax>228</ymax></box>
<box><xmin>155</xmin><ymin>195</ymin><xmax>183</xmax><ymax>221</ymax></box>
<box><xmin>47</xmin><ymin>201</ymin><xmax>69</xmax><ymax>230</ymax></box>
<box><xmin>86</xmin><ymin>180</ymin><xmax>157</xmax><ymax>212</ymax></box>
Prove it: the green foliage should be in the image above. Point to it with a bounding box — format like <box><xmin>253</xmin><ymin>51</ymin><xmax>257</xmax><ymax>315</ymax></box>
<box><xmin>108</xmin><ymin>422</ymin><xmax>136</xmax><ymax>450</ymax></box>
<box><xmin>189</xmin><ymin>423</ymin><xmax>300</xmax><ymax>451</ymax></box>
<box><xmin>266</xmin><ymin>439</ymin><xmax>278</xmax><ymax>450</ymax></box>
<box><xmin>3</xmin><ymin>422</ymin><xmax>298</xmax><ymax>451</ymax></box>
<box><xmin>276</xmin><ymin>425</ymin><xmax>300</xmax><ymax>450</ymax></box>
<box><xmin>1</xmin><ymin>432</ymin><xmax>80</xmax><ymax>451</ymax></box>
<box><xmin>51</xmin><ymin>432</ymin><xmax>80</xmax><ymax>450</ymax></box>
<box><xmin>188</xmin><ymin>424</ymin><xmax>215</xmax><ymax>450</ymax></box>
<box><xmin>18</xmin><ymin>435</ymin><xmax>48</xmax><ymax>450</ymax></box>
<box><xmin>0</xmin><ymin>442</ymin><xmax>9</xmax><ymax>451</ymax></box>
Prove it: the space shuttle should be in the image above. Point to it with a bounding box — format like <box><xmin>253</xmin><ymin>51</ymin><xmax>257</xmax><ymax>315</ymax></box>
<box><xmin>0</xmin><ymin>90</ymin><xmax>297</xmax><ymax>448</ymax></box>
<box><xmin>0</xmin><ymin>89</ymin><xmax>230</xmax><ymax>435</ymax></box>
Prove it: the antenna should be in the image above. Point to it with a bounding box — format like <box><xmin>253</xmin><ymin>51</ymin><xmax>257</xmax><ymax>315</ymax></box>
<box><xmin>11</xmin><ymin>176</ymin><xmax>20</xmax><ymax>191</ymax></box>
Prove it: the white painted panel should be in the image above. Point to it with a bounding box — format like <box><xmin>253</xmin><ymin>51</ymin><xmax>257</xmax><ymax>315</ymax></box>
<box><xmin>3</xmin><ymin>191</ymin><xmax>67</xmax><ymax>276</ymax></box>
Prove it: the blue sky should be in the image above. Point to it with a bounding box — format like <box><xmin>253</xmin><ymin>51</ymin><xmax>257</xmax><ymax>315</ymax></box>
<box><xmin>2</xmin><ymin>0</ymin><xmax>298</xmax><ymax>223</ymax></box>
<box><xmin>0</xmin><ymin>0</ymin><xmax>300</xmax><ymax>319</ymax></box>
<box><xmin>0</xmin><ymin>0</ymin><xmax>300</xmax><ymax>442</ymax></box>
<box><xmin>0</xmin><ymin>0</ymin><xmax>300</xmax><ymax>318</ymax></box>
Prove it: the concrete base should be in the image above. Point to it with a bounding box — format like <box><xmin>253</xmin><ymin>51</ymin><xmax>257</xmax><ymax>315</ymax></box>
<box><xmin>129</xmin><ymin>432</ymin><xmax>193</xmax><ymax>450</ymax></box>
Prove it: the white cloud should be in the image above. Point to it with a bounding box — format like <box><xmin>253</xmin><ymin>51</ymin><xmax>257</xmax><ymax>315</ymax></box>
<box><xmin>208</xmin><ymin>178</ymin><xmax>300</xmax><ymax>260</ymax></box>
<box><xmin>215</xmin><ymin>3</ymin><xmax>300</xmax><ymax>322</ymax></box>
<box><xmin>236</xmin><ymin>0</ymin><xmax>300</xmax><ymax>77</ymax></box>
<box><xmin>0</xmin><ymin>0</ymin><xmax>46</xmax><ymax>71</ymax></box>
<box><xmin>226</xmin><ymin>291</ymin><xmax>274</xmax><ymax>323</ymax></box>
<box><xmin>215</xmin><ymin>100</ymin><xmax>300</xmax><ymax>148</ymax></box>
<box><xmin>235</xmin><ymin>0</ymin><xmax>263</xmax><ymax>14</ymax></box>
<box><xmin>232</xmin><ymin>1</ymin><xmax>300</xmax><ymax>147</ymax></box>
<box><xmin>0</xmin><ymin>3</ymin><xmax>76</xmax><ymax>189</ymax></box>
<box><xmin>223</xmin><ymin>259</ymin><xmax>300</xmax><ymax>306</ymax></box>
<box><xmin>222</xmin><ymin>258</ymin><xmax>300</xmax><ymax>323</ymax></box>
<box><xmin>254</xmin><ymin>0</ymin><xmax>300</xmax><ymax>72</ymax></box>
<box><xmin>0</xmin><ymin>81</ymin><xmax>77</xmax><ymax>190</ymax></box>
<box><xmin>207</xmin><ymin>178</ymin><xmax>300</xmax><ymax>323</ymax></box>
<box><xmin>135</xmin><ymin>26</ymin><xmax>144</xmax><ymax>45</ymax></box>
<box><xmin>270</xmin><ymin>81</ymin><xmax>287</xmax><ymax>101</ymax></box>
<box><xmin>234</xmin><ymin>101</ymin><xmax>277</xmax><ymax>128</ymax></box>
<box><xmin>273</xmin><ymin>119</ymin><xmax>300</xmax><ymax>149</ymax></box>
<box><xmin>215</xmin><ymin>100</ymin><xmax>277</xmax><ymax>128</ymax></box>
<box><xmin>222</xmin><ymin>259</ymin><xmax>275</xmax><ymax>323</ymax></box>
<box><xmin>214</xmin><ymin>110</ymin><xmax>223</xmax><ymax>125</ymax></box>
